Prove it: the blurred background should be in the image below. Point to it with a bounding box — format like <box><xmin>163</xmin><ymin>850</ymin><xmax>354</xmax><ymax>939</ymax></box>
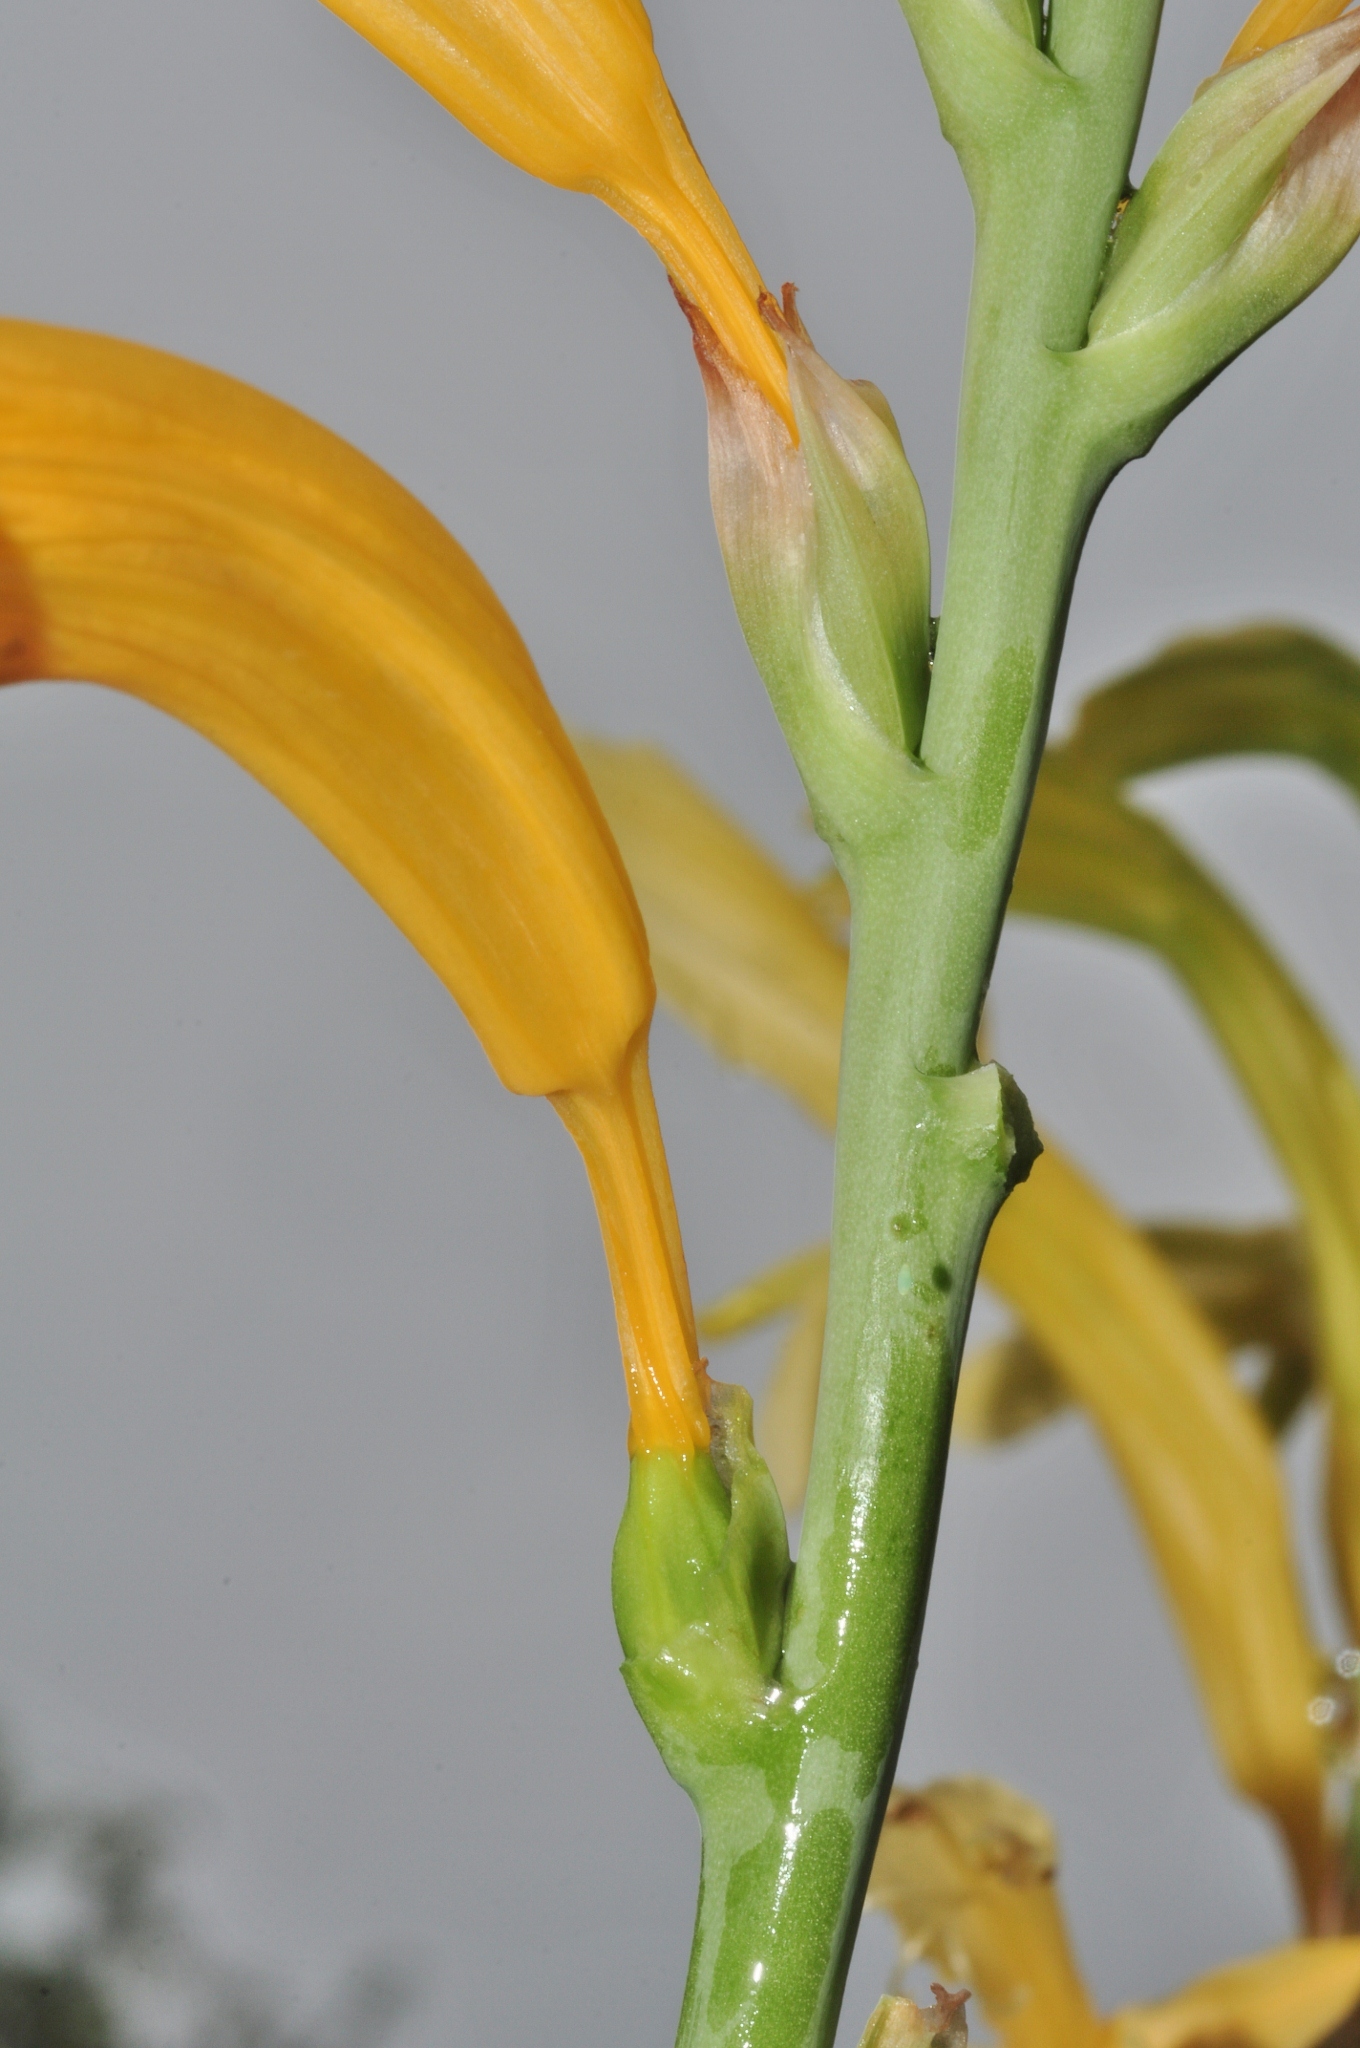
<box><xmin>1</xmin><ymin>1</ymin><xmax>1359</xmax><ymax>2040</ymax></box>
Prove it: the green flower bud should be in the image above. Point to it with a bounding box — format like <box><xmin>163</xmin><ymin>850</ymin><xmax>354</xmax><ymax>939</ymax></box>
<box><xmin>680</xmin><ymin>286</ymin><xmax>932</xmax><ymax>813</ymax></box>
<box><xmin>613</xmin><ymin>1380</ymin><xmax>791</xmax><ymax>1777</ymax></box>
<box><xmin>1076</xmin><ymin>17</ymin><xmax>1360</xmax><ymax>434</ymax></box>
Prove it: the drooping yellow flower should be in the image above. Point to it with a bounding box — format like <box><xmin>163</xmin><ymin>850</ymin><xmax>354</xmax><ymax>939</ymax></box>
<box><xmin>870</xmin><ymin>1777</ymin><xmax>1360</xmax><ymax>2048</ymax></box>
<box><xmin>0</xmin><ymin>318</ymin><xmax>706</xmax><ymax>1454</ymax></box>
<box><xmin>318</xmin><ymin>0</ymin><xmax>790</xmax><ymax>423</ymax></box>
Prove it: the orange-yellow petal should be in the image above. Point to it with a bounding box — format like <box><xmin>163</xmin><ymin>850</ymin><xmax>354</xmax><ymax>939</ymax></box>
<box><xmin>1225</xmin><ymin>0</ymin><xmax>1355</xmax><ymax>70</ymax></box>
<box><xmin>0</xmin><ymin>318</ymin><xmax>706</xmax><ymax>1451</ymax></box>
<box><xmin>319</xmin><ymin>0</ymin><xmax>789</xmax><ymax>422</ymax></box>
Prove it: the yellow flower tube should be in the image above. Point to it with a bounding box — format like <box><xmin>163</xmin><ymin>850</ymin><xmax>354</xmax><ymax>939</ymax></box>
<box><xmin>0</xmin><ymin>318</ymin><xmax>706</xmax><ymax>1455</ymax></box>
<box><xmin>318</xmin><ymin>0</ymin><xmax>790</xmax><ymax>424</ymax></box>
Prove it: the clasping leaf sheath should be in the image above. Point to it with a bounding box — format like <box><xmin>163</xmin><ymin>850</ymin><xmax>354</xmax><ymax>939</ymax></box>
<box><xmin>317</xmin><ymin>0</ymin><xmax>789</xmax><ymax>421</ymax></box>
<box><xmin>0</xmin><ymin>318</ymin><xmax>707</xmax><ymax>1453</ymax></box>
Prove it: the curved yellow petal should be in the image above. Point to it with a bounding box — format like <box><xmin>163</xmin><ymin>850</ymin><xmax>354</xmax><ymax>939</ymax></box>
<box><xmin>0</xmin><ymin>319</ymin><xmax>705</xmax><ymax>1452</ymax></box>
<box><xmin>867</xmin><ymin>1779</ymin><xmax>1103</xmax><ymax>2048</ymax></box>
<box><xmin>1112</xmin><ymin>1939</ymin><xmax>1360</xmax><ymax>2048</ymax></box>
<box><xmin>986</xmin><ymin>1149</ymin><xmax>1326</xmax><ymax>1910</ymax></box>
<box><xmin>319</xmin><ymin>0</ymin><xmax>789</xmax><ymax>422</ymax></box>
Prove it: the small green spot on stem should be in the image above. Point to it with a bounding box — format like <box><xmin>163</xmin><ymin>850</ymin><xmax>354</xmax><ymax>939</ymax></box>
<box><xmin>931</xmin><ymin>1263</ymin><xmax>953</xmax><ymax>1294</ymax></box>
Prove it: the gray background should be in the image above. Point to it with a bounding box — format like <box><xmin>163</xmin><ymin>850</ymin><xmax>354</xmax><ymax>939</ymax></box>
<box><xmin>1</xmin><ymin>1</ymin><xmax>1359</xmax><ymax>2040</ymax></box>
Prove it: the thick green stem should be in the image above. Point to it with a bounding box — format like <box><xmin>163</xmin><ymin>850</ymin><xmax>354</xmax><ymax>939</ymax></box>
<box><xmin>669</xmin><ymin>9</ymin><xmax>1165</xmax><ymax>2043</ymax></box>
<box><xmin>674</xmin><ymin>870</ymin><xmax>1024</xmax><ymax>2048</ymax></box>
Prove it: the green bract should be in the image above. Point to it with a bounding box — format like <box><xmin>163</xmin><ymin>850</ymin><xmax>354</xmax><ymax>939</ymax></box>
<box><xmin>613</xmin><ymin>1382</ymin><xmax>791</xmax><ymax>1779</ymax></box>
<box><xmin>1074</xmin><ymin>19</ymin><xmax>1360</xmax><ymax>442</ymax></box>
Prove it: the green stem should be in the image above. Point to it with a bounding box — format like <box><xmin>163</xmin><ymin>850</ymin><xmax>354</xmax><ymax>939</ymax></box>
<box><xmin>672</xmin><ymin>9</ymin><xmax>1165</xmax><ymax>2043</ymax></box>
<box><xmin>675</xmin><ymin>870</ymin><xmax>1025</xmax><ymax>2048</ymax></box>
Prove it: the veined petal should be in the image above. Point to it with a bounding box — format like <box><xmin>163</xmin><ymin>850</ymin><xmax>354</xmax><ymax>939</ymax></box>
<box><xmin>0</xmin><ymin>319</ymin><xmax>706</xmax><ymax>1453</ymax></box>
<box><xmin>1092</xmin><ymin>17</ymin><xmax>1360</xmax><ymax>342</ymax></box>
<box><xmin>1076</xmin><ymin>14</ymin><xmax>1360</xmax><ymax>437</ymax></box>
<box><xmin>319</xmin><ymin>0</ymin><xmax>789</xmax><ymax>421</ymax></box>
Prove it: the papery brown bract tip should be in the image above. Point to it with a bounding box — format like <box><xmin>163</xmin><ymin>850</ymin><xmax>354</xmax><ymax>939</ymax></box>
<box><xmin>758</xmin><ymin>283</ymin><xmax>812</xmax><ymax>347</ymax></box>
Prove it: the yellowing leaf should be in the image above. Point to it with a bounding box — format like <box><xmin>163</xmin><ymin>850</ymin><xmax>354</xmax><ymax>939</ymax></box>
<box><xmin>953</xmin><ymin>1332</ymin><xmax>1075</xmax><ymax>1443</ymax></box>
<box><xmin>987</xmin><ymin>1149</ymin><xmax>1325</xmax><ymax>1905</ymax></box>
<box><xmin>0</xmin><ymin>319</ymin><xmax>706</xmax><ymax>1453</ymax></box>
<box><xmin>1062</xmin><ymin>626</ymin><xmax>1360</xmax><ymax>789</ymax></box>
<box><xmin>1023</xmin><ymin>683</ymin><xmax>1360</xmax><ymax>1635</ymax></box>
<box><xmin>318</xmin><ymin>0</ymin><xmax>789</xmax><ymax>421</ymax></box>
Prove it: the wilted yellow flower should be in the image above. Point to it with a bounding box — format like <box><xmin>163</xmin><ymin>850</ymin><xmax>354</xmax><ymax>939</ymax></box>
<box><xmin>0</xmin><ymin>318</ymin><xmax>707</xmax><ymax>1455</ymax></box>
<box><xmin>870</xmin><ymin>1777</ymin><xmax>1360</xmax><ymax>2048</ymax></box>
<box><xmin>319</xmin><ymin>0</ymin><xmax>789</xmax><ymax>422</ymax></box>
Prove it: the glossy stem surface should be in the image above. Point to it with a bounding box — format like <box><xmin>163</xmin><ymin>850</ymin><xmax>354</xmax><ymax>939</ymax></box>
<box><xmin>674</xmin><ymin>3</ymin><xmax>1164</xmax><ymax>2041</ymax></box>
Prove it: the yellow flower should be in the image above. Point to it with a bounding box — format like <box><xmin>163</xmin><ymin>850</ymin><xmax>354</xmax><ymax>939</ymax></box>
<box><xmin>0</xmin><ymin>318</ymin><xmax>707</xmax><ymax>1455</ymax></box>
<box><xmin>319</xmin><ymin>0</ymin><xmax>789</xmax><ymax>423</ymax></box>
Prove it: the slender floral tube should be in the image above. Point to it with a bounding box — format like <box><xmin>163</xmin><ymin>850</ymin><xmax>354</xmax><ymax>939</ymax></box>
<box><xmin>0</xmin><ymin>317</ymin><xmax>707</xmax><ymax>1453</ymax></box>
<box><xmin>316</xmin><ymin>0</ymin><xmax>790</xmax><ymax>422</ymax></box>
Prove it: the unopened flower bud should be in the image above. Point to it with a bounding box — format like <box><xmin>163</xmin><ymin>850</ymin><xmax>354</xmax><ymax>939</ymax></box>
<box><xmin>683</xmin><ymin>286</ymin><xmax>932</xmax><ymax>793</ymax></box>
<box><xmin>1079</xmin><ymin>16</ymin><xmax>1360</xmax><ymax>425</ymax></box>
